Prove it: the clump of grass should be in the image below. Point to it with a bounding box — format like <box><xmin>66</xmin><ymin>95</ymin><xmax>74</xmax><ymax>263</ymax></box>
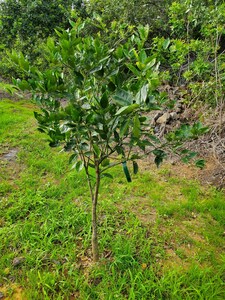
<box><xmin>0</xmin><ymin>99</ymin><xmax>225</xmax><ymax>299</ymax></box>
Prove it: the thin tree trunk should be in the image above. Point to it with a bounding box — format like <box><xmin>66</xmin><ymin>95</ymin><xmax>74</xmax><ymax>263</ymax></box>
<box><xmin>92</xmin><ymin>166</ymin><xmax>100</xmax><ymax>262</ymax></box>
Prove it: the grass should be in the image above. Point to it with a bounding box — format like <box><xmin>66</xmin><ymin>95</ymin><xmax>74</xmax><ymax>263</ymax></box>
<box><xmin>0</xmin><ymin>98</ymin><xmax>225</xmax><ymax>299</ymax></box>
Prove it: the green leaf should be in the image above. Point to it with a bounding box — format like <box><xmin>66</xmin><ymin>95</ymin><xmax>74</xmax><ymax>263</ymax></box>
<box><xmin>126</xmin><ymin>63</ymin><xmax>140</xmax><ymax>76</ymax></box>
<box><xmin>133</xmin><ymin>115</ymin><xmax>141</xmax><ymax>138</ymax></box>
<box><xmin>122</xmin><ymin>161</ymin><xmax>132</xmax><ymax>182</ymax></box>
<box><xmin>135</xmin><ymin>84</ymin><xmax>149</xmax><ymax>104</ymax></box>
<box><xmin>100</xmin><ymin>93</ymin><xmax>109</xmax><ymax>109</ymax></box>
<box><xmin>181</xmin><ymin>151</ymin><xmax>198</xmax><ymax>163</ymax></box>
<box><xmin>195</xmin><ymin>159</ymin><xmax>205</xmax><ymax>169</ymax></box>
<box><xmin>139</xmin><ymin>49</ymin><xmax>147</xmax><ymax>63</ymax></box>
<box><xmin>93</xmin><ymin>144</ymin><xmax>101</xmax><ymax>158</ymax></box>
<box><xmin>148</xmin><ymin>134</ymin><xmax>161</xmax><ymax>144</ymax></box>
<box><xmin>69</xmin><ymin>153</ymin><xmax>78</xmax><ymax>164</ymax></box>
<box><xmin>72</xmin><ymin>160</ymin><xmax>84</xmax><ymax>172</ymax></box>
<box><xmin>16</xmin><ymin>79</ymin><xmax>30</xmax><ymax>91</ymax></box>
<box><xmin>49</xmin><ymin>141</ymin><xmax>59</xmax><ymax>147</ymax></box>
<box><xmin>90</xmin><ymin>65</ymin><xmax>103</xmax><ymax>74</ymax></box>
<box><xmin>46</xmin><ymin>37</ymin><xmax>55</xmax><ymax>51</ymax></box>
<box><xmin>113</xmin><ymin>89</ymin><xmax>133</xmax><ymax>106</ymax></box>
<box><xmin>133</xmin><ymin>161</ymin><xmax>139</xmax><ymax>174</ymax></box>
<box><xmin>18</xmin><ymin>54</ymin><xmax>30</xmax><ymax>71</ymax></box>
<box><xmin>144</xmin><ymin>58</ymin><xmax>156</xmax><ymax>70</ymax></box>
<box><xmin>153</xmin><ymin>149</ymin><xmax>166</xmax><ymax>168</ymax></box>
<box><xmin>101</xmin><ymin>158</ymin><xmax>110</xmax><ymax>167</ymax></box>
<box><xmin>120</xmin><ymin>119</ymin><xmax>130</xmax><ymax>137</ymax></box>
<box><xmin>191</xmin><ymin>122</ymin><xmax>209</xmax><ymax>137</ymax></box>
<box><xmin>114</xmin><ymin>130</ymin><xmax>120</xmax><ymax>142</ymax></box>
<box><xmin>138</xmin><ymin>24</ymin><xmax>149</xmax><ymax>42</ymax></box>
<box><xmin>115</xmin><ymin>104</ymin><xmax>139</xmax><ymax>116</ymax></box>
<box><xmin>163</xmin><ymin>38</ymin><xmax>170</xmax><ymax>50</ymax></box>
<box><xmin>88</xmin><ymin>163</ymin><xmax>96</xmax><ymax>168</ymax></box>
<box><xmin>34</xmin><ymin>111</ymin><xmax>45</xmax><ymax>123</ymax></box>
<box><xmin>115</xmin><ymin>145</ymin><xmax>125</xmax><ymax>157</ymax></box>
<box><xmin>101</xmin><ymin>173</ymin><xmax>113</xmax><ymax>179</ymax></box>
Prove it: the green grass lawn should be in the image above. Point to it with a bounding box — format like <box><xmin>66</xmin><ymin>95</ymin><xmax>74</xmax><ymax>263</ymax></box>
<box><xmin>0</xmin><ymin>99</ymin><xmax>225</xmax><ymax>299</ymax></box>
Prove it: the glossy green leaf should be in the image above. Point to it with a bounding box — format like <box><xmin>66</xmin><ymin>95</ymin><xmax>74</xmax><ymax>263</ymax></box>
<box><xmin>163</xmin><ymin>38</ymin><xmax>170</xmax><ymax>50</ymax></box>
<box><xmin>101</xmin><ymin>158</ymin><xmax>110</xmax><ymax>167</ymax></box>
<box><xmin>126</xmin><ymin>63</ymin><xmax>140</xmax><ymax>76</ymax></box>
<box><xmin>93</xmin><ymin>144</ymin><xmax>101</xmax><ymax>158</ymax></box>
<box><xmin>72</xmin><ymin>160</ymin><xmax>84</xmax><ymax>172</ymax></box>
<box><xmin>139</xmin><ymin>49</ymin><xmax>147</xmax><ymax>63</ymax></box>
<box><xmin>101</xmin><ymin>173</ymin><xmax>113</xmax><ymax>179</ymax></box>
<box><xmin>195</xmin><ymin>159</ymin><xmax>205</xmax><ymax>169</ymax></box>
<box><xmin>122</xmin><ymin>161</ymin><xmax>132</xmax><ymax>182</ymax></box>
<box><xmin>88</xmin><ymin>163</ymin><xmax>96</xmax><ymax>168</ymax></box>
<box><xmin>153</xmin><ymin>149</ymin><xmax>166</xmax><ymax>168</ymax></box>
<box><xmin>100</xmin><ymin>93</ymin><xmax>109</xmax><ymax>109</ymax></box>
<box><xmin>136</xmin><ymin>84</ymin><xmax>149</xmax><ymax>104</ymax></box>
<box><xmin>133</xmin><ymin>161</ymin><xmax>139</xmax><ymax>174</ymax></box>
<box><xmin>113</xmin><ymin>89</ymin><xmax>133</xmax><ymax>106</ymax></box>
<box><xmin>133</xmin><ymin>115</ymin><xmax>141</xmax><ymax>138</ymax></box>
<box><xmin>90</xmin><ymin>65</ymin><xmax>103</xmax><ymax>74</ymax></box>
<box><xmin>114</xmin><ymin>130</ymin><xmax>120</xmax><ymax>142</ymax></box>
<box><xmin>69</xmin><ymin>153</ymin><xmax>78</xmax><ymax>164</ymax></box>
<box><xmin>120</xmin><ymin>119</ymin><xmax>130</xmax><ymax>137</ymax></box>
<box><xmin>137</xmin><ymin>24</ymin><xmax>149</xmax><ymax>42</ymax></box>
<box><xmin>115</xmin><ymin>104</ymin><xmax>139</xmax><ymax>116</ymax></box>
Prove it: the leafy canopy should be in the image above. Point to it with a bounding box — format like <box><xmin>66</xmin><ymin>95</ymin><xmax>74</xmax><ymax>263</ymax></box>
<box><xmin>9</xmin><ymin>18</ymin><xmax>208</xmax><ymax>261</ymax></box>
<box><xmin>11</xmin><ymin>18</ymin><xmax>207</xmax><ymax>178</ymax></box>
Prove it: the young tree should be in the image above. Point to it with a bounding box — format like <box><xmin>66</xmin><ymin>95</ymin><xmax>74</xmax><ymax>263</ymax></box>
<box><xmin>10</xmin><ymin>18</ymin><xmax>206</xmax><ymax>262</ymax></box>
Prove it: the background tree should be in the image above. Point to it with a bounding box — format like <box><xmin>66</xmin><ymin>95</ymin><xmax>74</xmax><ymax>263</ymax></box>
<box><xmin>85</xmin><ymin>0</ymin><xmax>172</xmax><ymax>36</ymax></box>
<box><xmin>0</xmin><ymin>0</ymin><xmax>86</xmax><ymax>46</ymax></box>
<box><xmin>0</xmin><ymin>0</ymin><xmax>87</xmax><ymax>78</ymax></box>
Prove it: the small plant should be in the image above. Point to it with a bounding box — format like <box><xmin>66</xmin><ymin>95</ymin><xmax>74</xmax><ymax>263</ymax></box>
<box><xmin>11</xmin><ymin>18</ymin><xmax>206</xmax><ymax>262</ymax></box>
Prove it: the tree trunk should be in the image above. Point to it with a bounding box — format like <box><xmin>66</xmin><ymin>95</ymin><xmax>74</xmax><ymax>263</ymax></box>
<box><xmin>91</xmin><ymin>166</ymin><xmax>100</xmax><ymax>262</ymax></box>
<box><xmin>92</xmin><ymin>197</ymin><xmax>99</xmax><ymax>262</ymax></box>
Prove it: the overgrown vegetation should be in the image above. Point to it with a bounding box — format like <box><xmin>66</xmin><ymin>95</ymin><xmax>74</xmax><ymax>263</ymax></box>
<box><xmin>0</xmin><ymin>100</ymin><xmax>225</xmax><ymax>299</ymax></box>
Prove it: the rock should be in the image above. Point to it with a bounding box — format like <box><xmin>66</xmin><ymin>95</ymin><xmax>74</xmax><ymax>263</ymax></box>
<box><xmin>175</xmin><ymin>106</ymin><xmax>182</xmax><ymax>113</ymax></box>
<box><xmin>156</xmin><ymin>112</ymin><xmax>171</xmax><ymax>124</ymax></box>
<box><xmin>181</xmin><ymin>110</ymin><xmax>191</xmax><ymax>120</ymax></box>
<box><xmin>170</xmin><ymin>112</ymin><xmax>178</xmax><ymax>120</ymax></box>
<box><xmin>175</xmin><ymin>102</ymin><xmax>183</xmax><ymax>108</ymax></box>
<box><xmin>0</xmin><ymin>292</ymin><xmax>4</xmax><ymax>299</ymax></box>
<box><xmin>154</xmin><ymin>111</ymin><xmax>163</xmax><ymax>120</ymax></box>
<box><xmin>174</xmin><ymin>102</ymin><xmax>184</xmax><ymax>113</ymax></box>
<box><xmin>12</xmin><ymin>257</ymin><xmax>25</xmax><ymax>267</ymax></box>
